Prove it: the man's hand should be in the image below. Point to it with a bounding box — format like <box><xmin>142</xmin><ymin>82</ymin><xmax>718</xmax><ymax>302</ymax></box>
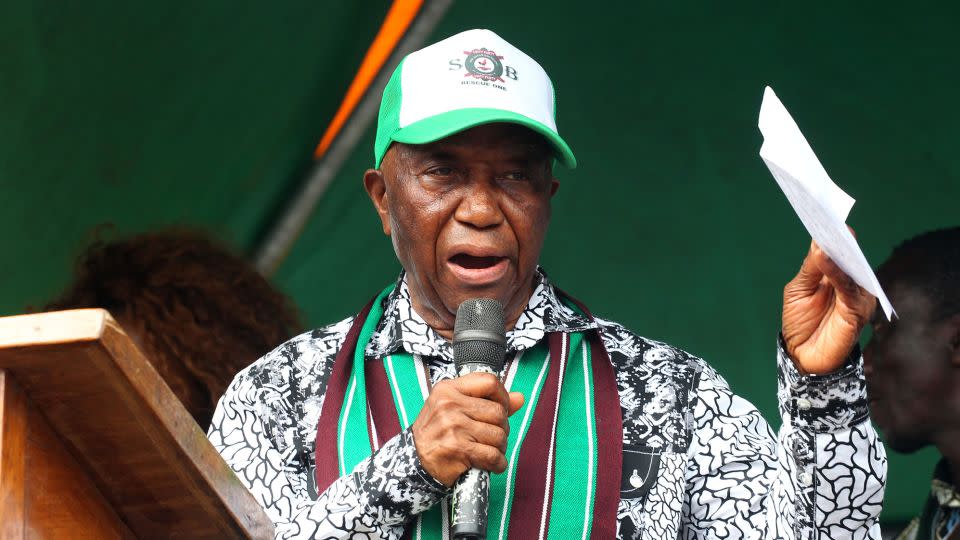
<box><xmin>411</xmin><ymin>373</ymin><xmax>524</xmax><ymax>487</ymax></box>
<box><xmin>782</xmin><ymin>240</ymin><xmax>876</xmax><ymax>374</ymax></box>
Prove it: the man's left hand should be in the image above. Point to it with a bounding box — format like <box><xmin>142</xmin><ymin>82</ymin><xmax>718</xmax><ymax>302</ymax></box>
<box><xmin>782</xmin><ymin>240</ymin><xmax>876</xmax><ymax>375</ymax></box>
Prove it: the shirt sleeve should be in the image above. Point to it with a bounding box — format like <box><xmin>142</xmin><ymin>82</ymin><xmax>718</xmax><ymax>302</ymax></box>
<box><xmin>681</xmin><ymin>339</ymin><xmax>886</xmax><ymax>540</ymax></box>
<box><xmin>208</xmin><ymin>371</ymin><xmax>448</xmax><ymax>539</ymax></box>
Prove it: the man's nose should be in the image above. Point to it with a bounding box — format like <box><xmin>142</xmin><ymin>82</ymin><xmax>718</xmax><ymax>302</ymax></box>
<box><xmin>454</xmin><ymin>180</ymin><xmax>505</xmax><ymax>229</ymax></box>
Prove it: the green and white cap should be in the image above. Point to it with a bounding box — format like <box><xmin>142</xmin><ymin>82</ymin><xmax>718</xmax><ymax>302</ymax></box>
<box><xmin>374</xmin><ymin>28</ymin><xmax>576</xmax><ymax>169</ymax></box>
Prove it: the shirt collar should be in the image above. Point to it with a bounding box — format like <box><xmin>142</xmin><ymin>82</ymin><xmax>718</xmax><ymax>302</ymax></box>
<box><xmin>365</xmin><ymin>267</ymin><xmax>596</xmax><ymax>360</ymax></box>
<box><xmin>932</xmin><ymin>459</ymin><xmax>960</xmax><ymax>509</ymax></box>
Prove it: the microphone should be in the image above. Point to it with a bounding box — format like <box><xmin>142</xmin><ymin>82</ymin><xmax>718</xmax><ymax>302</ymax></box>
<box><xmin>451</xmin><ymin>298</ymin><xmax>507</xmax><ymax>540</ymax></box>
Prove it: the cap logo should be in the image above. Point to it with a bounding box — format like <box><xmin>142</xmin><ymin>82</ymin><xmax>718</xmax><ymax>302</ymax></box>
<box><xmin>448</xmin><ymin>46</ymin><xmax>519</xmax><ymax>91</ymax></box>
<box><xmin>463</xmin><ymin>48</ymin><xmax>504</xmax><ymax>81</ymax></box>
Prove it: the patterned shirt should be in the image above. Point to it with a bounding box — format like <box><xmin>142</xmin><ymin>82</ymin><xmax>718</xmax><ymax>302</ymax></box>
<box><xmin>895</xmin><ymin>460</ymin><xmax>960</xmax><ymax>540</ymax></box>
<box><xmin>208</xmin><ymin>269</ymin><xmax>886</xmax><ymax>539</ymax></box>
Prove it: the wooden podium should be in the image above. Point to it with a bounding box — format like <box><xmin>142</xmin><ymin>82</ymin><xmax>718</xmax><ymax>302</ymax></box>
<box><xmin>0</xmin><ymin>309</ymin><xmax>274</xmax><ymax>539</ymax></box>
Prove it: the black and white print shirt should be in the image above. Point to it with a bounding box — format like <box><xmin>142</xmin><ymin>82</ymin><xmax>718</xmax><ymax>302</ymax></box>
<box><xmin>208</xmin><ymin>269</ymin><xmax>886</xmax><ymax>539</ymax></box>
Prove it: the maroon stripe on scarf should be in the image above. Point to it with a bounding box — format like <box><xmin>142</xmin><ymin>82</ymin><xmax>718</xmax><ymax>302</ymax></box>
<box><xmin>558</xmin><ymin>286</ymin><xmax>624</xmax><ymax>537</ymax></box>
<box><xmin>507</xmin><ymin>332</ymin><xmax>564</xmax><ymax>539</ymax></box>
<box><xmin>314</xmin><ymin>299</ymin><xmax>375</xmax><ymax>492</ymax></box>
<box><xmin>365</xmin><ymin>356</ymin><xmax>403</xmax><ymax>447</ymax></box>
<box><xmin>589</xmin><ymin>335</ymin><xmax>622</xmax><ymax>539</ymax></box>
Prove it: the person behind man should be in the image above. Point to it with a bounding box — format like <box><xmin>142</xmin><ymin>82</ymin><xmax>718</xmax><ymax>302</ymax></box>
<box><xmin>208</xmin><ymin>29</ymin><xmax>885</xmax><ymax>538</ymax></box>
<box><xmin>861</xmin><ymin>228</ymin><xmax>960</xmax><ymax>540</ymax></box>
<box><xmin>45</xmin><ymin>228</ymin><xmax>302</xmax><ymax>428</ymax></box>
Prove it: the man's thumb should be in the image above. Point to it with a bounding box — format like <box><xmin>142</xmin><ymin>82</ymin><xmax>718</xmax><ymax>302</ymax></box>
<box><xmin>508</xmin><ymin>392</ymin><xmax>525</xmax><ymax>415</ymax></box>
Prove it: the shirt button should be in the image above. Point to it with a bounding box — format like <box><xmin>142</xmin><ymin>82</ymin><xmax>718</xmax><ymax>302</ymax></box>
<box><xmin>799</xmin><ymin>472</ymin><xmax>813</xmax><ymax>487</ymax></box>
<box><xmin>797</xmin><ymin>398</ymin><xmax>812</xmax><ymax>411</ymax></box>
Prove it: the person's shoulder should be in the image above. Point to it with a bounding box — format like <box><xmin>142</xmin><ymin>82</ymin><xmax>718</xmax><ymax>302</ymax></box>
<box><xmin>594</xmin><ymin>315</ymin><xmax>708</xmax><ymax>370</ymax></box>
<box><xmin>596</xmin><ymin>316</ymin><xmax>729</xmax><ymax>386</ymax></box>
<box><xmin>228</xmin><ymin>315</ymin><xmax>356</xmax><ymax>392</ymax></box>
<box><xmin>592</xmin><ymin>316</ymin><xmax>734</xmax><ymax>407</ymax></box>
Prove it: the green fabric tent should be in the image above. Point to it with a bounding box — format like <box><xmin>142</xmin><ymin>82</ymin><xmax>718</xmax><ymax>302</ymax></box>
<box><xmin>2</xmin><ymin>0</ymin><xmax>955</xmax><ymax>524</ymax></box>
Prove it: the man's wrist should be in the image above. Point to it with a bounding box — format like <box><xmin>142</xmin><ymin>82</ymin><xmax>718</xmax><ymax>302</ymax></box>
<box><xmin>776</xmin><ymin>335</ymin><xmax>869</xmax><ymax>433</ymax></box>
<box><xmin>352</xmin><ymin>426</ymin><xmax>448</xmax><ymax>524</ymax></box>
<box><xmin>405</xmin><ymin>427</ymin><xmax>449</xmax><ymax>494</ymax></box>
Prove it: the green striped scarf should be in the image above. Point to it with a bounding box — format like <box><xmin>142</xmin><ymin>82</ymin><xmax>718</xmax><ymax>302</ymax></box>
<box><xmin>315</xmin><ymin>284</ymin><xmax>622</xmax><ymax>539</ymax></box>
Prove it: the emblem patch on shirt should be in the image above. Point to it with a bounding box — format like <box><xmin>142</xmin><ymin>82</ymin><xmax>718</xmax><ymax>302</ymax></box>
<box><xmin>620</xmin><ymin>446</ymin><xmax>662</xmax><ymax>501</ymax></box>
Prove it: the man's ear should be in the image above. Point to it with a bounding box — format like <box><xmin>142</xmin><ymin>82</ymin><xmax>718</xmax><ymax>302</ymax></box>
<box><xmin>363</xmin><ymin>168</ymin><xmax>391</xmax><ymax>236</ymax></box>
<box><xmin>549</xmin><ymin>177</ymin><xmax>560</xmax><ymax>197</ymax></box>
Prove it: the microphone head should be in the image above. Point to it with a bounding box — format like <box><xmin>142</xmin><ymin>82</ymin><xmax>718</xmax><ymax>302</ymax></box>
<box><xmin>453</xmin><ymin>298</ymin><xmax>506</xmax><ymax>371</ymax></box>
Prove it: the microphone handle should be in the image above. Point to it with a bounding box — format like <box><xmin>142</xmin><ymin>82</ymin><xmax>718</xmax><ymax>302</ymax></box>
<box><xmin>451</xmin><ymin>363</ymin><xmax>497</xmax><ymax>540</ymax></box>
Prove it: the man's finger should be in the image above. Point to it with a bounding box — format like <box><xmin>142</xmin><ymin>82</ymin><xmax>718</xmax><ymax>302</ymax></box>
<box><xmin>811</xmin><ymin>242</ymin><xmax>843</xmax><ymax>282</ymax></box>
<box><xmin>455</xmin><ymin>372</ymin><xmax>510</xmax><ymax>407</ymax></box>
<box><xmin>463</xmin><ymin>418</ymin><xmax>508</xmax><ymax>453</ymax></box>
<box><xmin>461</xmin><ymin>395</ymin><xmax>509</xmax><ymax>429</ymax></box>
<box><xmin>812</xmin><ymin>244</ymin><xmax>864</xmax><ymax>300</ymax></box>
<box><xmin>812</xmin><ymin>243</ymin><xmax>876</xmax><ymax>322</ymax></box>
<box><xmin>466</xmin><ymin>442</ymin><xmax>508</xmax><ymax>474</ymax></box>
<box><xmin>786</xmin><ymin>240</ymin><xmax>827</xmax><ymax>296</ymax></box>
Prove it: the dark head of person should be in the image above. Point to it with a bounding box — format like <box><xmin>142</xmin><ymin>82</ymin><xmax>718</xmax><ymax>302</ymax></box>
<box><xmin>44</xmin><ymin>229</ymin><xmax>302</xmax><ymax>427</ymax></box>
<box><xmin>865</xmin><ymin>226</ymin><xmax>960</xmax><ymax>457</ymax></box>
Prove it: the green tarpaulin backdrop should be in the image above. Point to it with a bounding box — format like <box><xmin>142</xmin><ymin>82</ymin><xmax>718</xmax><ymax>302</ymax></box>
<box><xmin>2</xmin><ymin>1</ymin><xmax>955</xmax><ymax>523</ymax></box>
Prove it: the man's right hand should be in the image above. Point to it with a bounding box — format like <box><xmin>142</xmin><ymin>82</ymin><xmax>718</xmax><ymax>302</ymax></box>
<box><xmin>782</xmin><ymin>239</ymin><xmax>876</xmax><ymax>375</ymax></box>
<box><xmin>411</xmin><ymin>372</ymin><xmax>524</xmax><ymax>487</ymax></box>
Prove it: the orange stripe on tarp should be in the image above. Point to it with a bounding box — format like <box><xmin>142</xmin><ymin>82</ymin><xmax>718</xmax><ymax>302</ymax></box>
<box><xmin>313</xmin><ymin>0</ymin><xmax>424</xmax><ymax>159</ymax></box>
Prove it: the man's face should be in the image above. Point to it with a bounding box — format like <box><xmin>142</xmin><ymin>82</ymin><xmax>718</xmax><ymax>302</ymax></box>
<box><xmin>364</xmin><ymin>123</ymin><xmax>559</xmax><ymax>336</ymax></box>
<box><xmin>864</xmin><ymin>277</ymin><xmax>958</xmax><ymax>453</ymax></box>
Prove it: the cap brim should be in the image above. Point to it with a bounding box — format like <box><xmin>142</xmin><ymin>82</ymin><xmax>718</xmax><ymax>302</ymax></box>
<box><xmin>390</xmin><ymin>108</ymin><xmax>577</xmax><ymax>169</ymax></box>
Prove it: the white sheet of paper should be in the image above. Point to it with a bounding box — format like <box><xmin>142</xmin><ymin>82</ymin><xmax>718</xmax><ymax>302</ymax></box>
<box><xmin>758</xmin><ymin>86</ymin><xmax>895</xmax><ymax>319</ymax></box>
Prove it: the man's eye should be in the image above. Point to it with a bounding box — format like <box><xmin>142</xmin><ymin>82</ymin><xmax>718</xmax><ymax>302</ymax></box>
<box><xmin>428</xmin><ymin>167</ymin><xmax>454</xmax><ymax>176</ymax></box>
<box><xmin>502</xmin><ymin>171</ymin><xmax>529</xmax><ymax>181</ymax></box>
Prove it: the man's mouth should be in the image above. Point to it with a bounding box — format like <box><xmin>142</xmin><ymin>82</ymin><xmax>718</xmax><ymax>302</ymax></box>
<box><xmin>447</xmin><ymin>253</ymin><xmax>510</xmax><ymax>285</ymax></box>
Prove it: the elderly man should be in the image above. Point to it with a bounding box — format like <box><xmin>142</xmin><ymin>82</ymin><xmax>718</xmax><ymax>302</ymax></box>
<box><xmin>864</xmin><ymin>228</ymin><xmax>960</xmax><ymax>540</ymax></box>
<box><xmin>208</xmin><ymin>29</ymin><xmax>885</xmax><ymax>539</ymax></box>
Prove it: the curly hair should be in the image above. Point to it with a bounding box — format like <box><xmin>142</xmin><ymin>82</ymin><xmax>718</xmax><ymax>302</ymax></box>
<box><xmin>45</xmin><ymin>228</ymin><xmax>302</xmax><ymax>428</ymax></box>
<box><xmin>878</xmin><ymin>226</ymin><xmax>960</xmax><ymax>321</ymax></box>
